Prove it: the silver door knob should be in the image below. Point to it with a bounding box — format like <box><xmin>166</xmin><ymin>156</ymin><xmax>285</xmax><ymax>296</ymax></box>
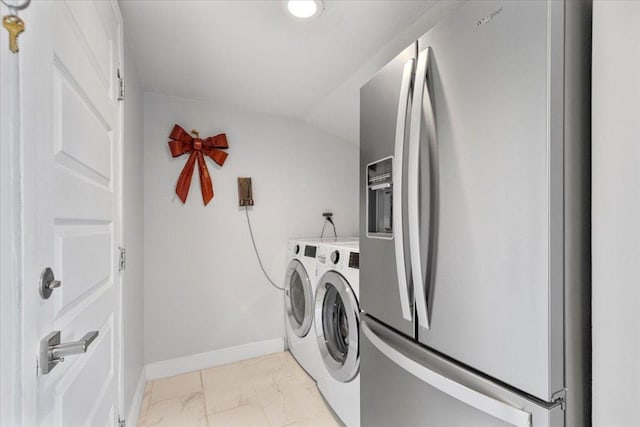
<box><xmin>39</xmin><ymin>267</ymin><xmax>61</xmax><ymax>299</ymax></box>
<box><xmin>40</xmin><ymin>330</ymin><xmax>99</xmax><ymax>374</ymax></box>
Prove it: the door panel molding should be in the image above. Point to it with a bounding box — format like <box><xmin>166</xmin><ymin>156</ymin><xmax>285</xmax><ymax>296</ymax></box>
<box><xmin>17</xmin><ymin>1</ymin><xmax>124</xmax><ymax>425</ymax></box>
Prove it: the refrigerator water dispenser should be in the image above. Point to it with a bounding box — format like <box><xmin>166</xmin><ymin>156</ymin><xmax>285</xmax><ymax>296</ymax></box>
<box><xmin>367</xmin><ymin>157</ymin><xmax>393</xmax><ymax>238</ymax></box>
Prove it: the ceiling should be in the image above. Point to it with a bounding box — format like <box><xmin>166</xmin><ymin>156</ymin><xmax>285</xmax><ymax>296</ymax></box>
<box><xmin>120</xmin><ymin>1</ymin><xmax>439</xmax><ymax>143</ymax></box>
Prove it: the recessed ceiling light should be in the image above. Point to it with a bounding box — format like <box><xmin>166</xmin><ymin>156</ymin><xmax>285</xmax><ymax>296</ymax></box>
<box><xmin>284</xmin><ymin>0</ymin><xmax>324</xmax><ymax>19</ymax></box>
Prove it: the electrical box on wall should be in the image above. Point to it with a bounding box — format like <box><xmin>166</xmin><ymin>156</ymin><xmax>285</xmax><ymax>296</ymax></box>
<box><xmin>238</xmin><ymin>177</ymin><xmax>254</xmax><ymax>206</ymax></box>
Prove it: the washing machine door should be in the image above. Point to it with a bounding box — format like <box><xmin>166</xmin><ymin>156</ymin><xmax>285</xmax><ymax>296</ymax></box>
<box><xmin>315</xmin><ymin>270</ymin><xmax>360</xmax><ymax>382</ymax></box>
<box><xmin>285</xmin><ymin>259</ymin><xmax>314</xmax><ymax>338</ymax></box>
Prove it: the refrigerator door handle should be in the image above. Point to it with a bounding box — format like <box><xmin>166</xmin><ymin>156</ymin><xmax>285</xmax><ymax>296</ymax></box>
<box><xmin>362</xmin><ymin>321</ymin><xmax>533</xmax><ymax>427</ymax></box>
<box><xmin>393</xmin><ymin>58</ymin><xmax>415</xmax><ymax>322</ymax></box>
<box><xmin>408</xmin><ymin>47</ymin><xmax>435</xmax><ymax>330</ymax></box>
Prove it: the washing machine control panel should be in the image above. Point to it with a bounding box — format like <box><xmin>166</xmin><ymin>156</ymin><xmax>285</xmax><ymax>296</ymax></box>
<box><xmin>304</xmin><ymin>245</ymin><xmax>317</xmax><ymax>258</ymax></box>
<box><xmin>294</xmin><ymin>244</ymin><xmax>300</xmax><ymax>255</ymax></box>
<box><xmin>317</xmin><ymin>245</ymin><xmax>359</xmax><ymax>272</ymax></box>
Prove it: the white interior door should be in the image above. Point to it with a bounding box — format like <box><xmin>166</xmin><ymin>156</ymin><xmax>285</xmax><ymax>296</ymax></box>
<box><xmin>19</xmin><ymin>1</ymin><xmax>124</xmax><ymax>425</ymax></box>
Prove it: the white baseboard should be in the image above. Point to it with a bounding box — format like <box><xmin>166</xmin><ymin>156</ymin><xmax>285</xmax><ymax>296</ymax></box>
<box><xmin>126</xmin><ymin>369</ymin><xmax>146</xmax><ymax>426</ymax></box>
<box><xmin>144</xmin><ymin>337</ymin><xmax>285</xmax><ymax>381</ymax></box>
<box><xmin>126</xmin><ymin>338</ymin><xmax>285</xmax><ymax>424</ymax></box>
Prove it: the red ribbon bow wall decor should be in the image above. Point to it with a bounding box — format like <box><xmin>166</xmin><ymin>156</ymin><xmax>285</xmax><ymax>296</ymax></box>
<box><xmin>168</xmin><ymin>124</ymin><xmax>229</xmax><ymax>206</ymax></box>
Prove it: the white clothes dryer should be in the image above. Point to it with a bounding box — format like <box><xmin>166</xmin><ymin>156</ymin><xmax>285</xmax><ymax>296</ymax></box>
<box><xmin>284</xmin><ymin>239</ymin><xmax>324</xmax><ymax>381</ymax></box>
<box><xmin>284</xmin><ymin>238</ymin><xmax>359</xmax><ymax>382</ymax></box>
<box><xmin>314</xmin><ymin>241</ymin><xmax>361</xmax><ymax>427</ymax></box>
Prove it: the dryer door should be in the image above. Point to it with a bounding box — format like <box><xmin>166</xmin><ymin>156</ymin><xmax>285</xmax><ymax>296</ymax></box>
<box><xmin>285</xmin><ymin>259</ymin><xmax>314</xmax><ymax>337</ymax></box>
<box><xmin>315</xmin><ymin>271</ymin><xmax>360</xmax><ymax>382</ymax></box>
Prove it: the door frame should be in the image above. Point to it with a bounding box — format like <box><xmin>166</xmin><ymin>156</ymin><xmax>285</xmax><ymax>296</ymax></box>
<box><xmin>0</xmin><ymin>0</ymin><xmax>125</xmax><ymax>424</ymax></box>
<box><xmin>114</xmin><ymin>0</ymin><xmax>126</xmax><ymax>416</ymax></box>
<box><xmin>0</xmin><ymin>2</ymin><xmax>25</xmax><ymax>425</ymax></box>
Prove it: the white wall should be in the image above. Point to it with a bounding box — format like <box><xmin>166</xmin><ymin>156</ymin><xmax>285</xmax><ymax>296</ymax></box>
<box><xmin>143</xmin><ymin>92</ymin><xmax>358</xmax><ymax>364</ymax></box>
<box><xmin>304</xmin><ymin>0</ymin><xmax>463</xmax><ymax>144</ymax></box>
<box><xmin>592</xmin><ymin>2</ymin><xmax>640</xmax><ymax>425</ymax></box>
<box><xmin>122</xmin><ymin>42</ymin><xmax>145</xmax><ymax>415</ymax></box>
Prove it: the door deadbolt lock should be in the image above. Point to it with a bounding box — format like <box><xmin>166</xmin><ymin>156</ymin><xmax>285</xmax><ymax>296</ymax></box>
<box><xmin>39</xmin><ymin>267</ymin><xmax>61</xmax><ymax>299</ymax></box>
<box><xmin>40</xmin><ymin>330</ymin><xmax>99</xmax><ymax>374</ymax></box>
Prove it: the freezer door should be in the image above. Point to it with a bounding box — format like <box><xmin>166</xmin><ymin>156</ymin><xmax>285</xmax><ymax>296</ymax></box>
<box><xmin>411</xmin><ymin>0</ymin><xmax>568</xmax><ymax>401</ymax></box>
<box><xmin>360</xmin><ymin>43</ymin><xmax>416</xmax><ymax>337</ymax></box>
<box><xmin>361</xmin><ymin>317</ymin><xmax>564</xmax><ymax>427</ymax></box>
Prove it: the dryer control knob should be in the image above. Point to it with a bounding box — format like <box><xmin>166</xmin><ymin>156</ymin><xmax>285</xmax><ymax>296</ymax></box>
<box><xmin>330</xmin><ymin>250</ymin><xmax>340</xmax><ymax>264</ymax></box>
<box><xmin>294</xmin><ymin>244</ymin><xmax>300</xmax><ymax>254</ymax></box>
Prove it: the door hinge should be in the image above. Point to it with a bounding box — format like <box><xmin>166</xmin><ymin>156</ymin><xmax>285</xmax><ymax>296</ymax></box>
<box><xmin>117</xmin><ymin>68</ymin><xmax>125</xmax><ymax>101</ymax></box>
<box><xmin>551</xmin><ymin>389</ymin><xmax>567</xmax><ymax>410</ymax></box>
<box><xmin>118</xmin><ymin>414</ymin><xmax>125</xmax><ymax>427</ymax></box>
<box><xmin>118</xmin><ymin>247</ymin><xmax>126</xmax><ymax>272</ymax></box>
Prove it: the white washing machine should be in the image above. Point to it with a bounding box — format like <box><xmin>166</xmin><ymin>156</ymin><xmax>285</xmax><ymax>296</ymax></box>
<box><xmin>314</xmin><ymin>241</ymin><xmax>361</xmax><ymax>427</ymax></box>
<box><xmin>284</xmin><ymin>237</ymin><xmax>358</xmax><ymax>381</ymax></box>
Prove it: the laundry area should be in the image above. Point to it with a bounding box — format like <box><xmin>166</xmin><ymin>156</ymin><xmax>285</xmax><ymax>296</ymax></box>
<box><xmin>137</xmin><ymin>352</ymin><xmax>338</xmax><ymax>427</ymax></box>
<box><xmin>0</xmin><ymin>1</ymin><xmax>639</xmax><ymax>427</ymax></box>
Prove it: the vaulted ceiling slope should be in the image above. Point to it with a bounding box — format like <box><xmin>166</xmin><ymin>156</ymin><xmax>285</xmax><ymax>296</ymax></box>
<box><xmin>120</xmin><ymin>1</ymin><xmax>441</xmax><ymax>144</ymax></box>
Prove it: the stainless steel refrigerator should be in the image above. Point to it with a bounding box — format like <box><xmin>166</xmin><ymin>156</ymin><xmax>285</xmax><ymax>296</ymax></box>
<box><xmin>359</xmin><ymin>1</ymin><xmax>591</xmax><ymax>426</ymax></box>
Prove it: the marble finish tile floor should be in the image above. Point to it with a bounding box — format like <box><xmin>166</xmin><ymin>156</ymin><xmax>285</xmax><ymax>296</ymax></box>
<box><xmin>137</xmin><ymin>351</ymin><xmax>342</xmax><ymax>427</ymax></box>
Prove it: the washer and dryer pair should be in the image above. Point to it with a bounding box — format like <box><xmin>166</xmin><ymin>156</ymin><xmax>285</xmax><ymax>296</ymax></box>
<box><xmin>284</xmin><ymin>238</ymin><xmax>361</xmax><ymax>427</ymax></box>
